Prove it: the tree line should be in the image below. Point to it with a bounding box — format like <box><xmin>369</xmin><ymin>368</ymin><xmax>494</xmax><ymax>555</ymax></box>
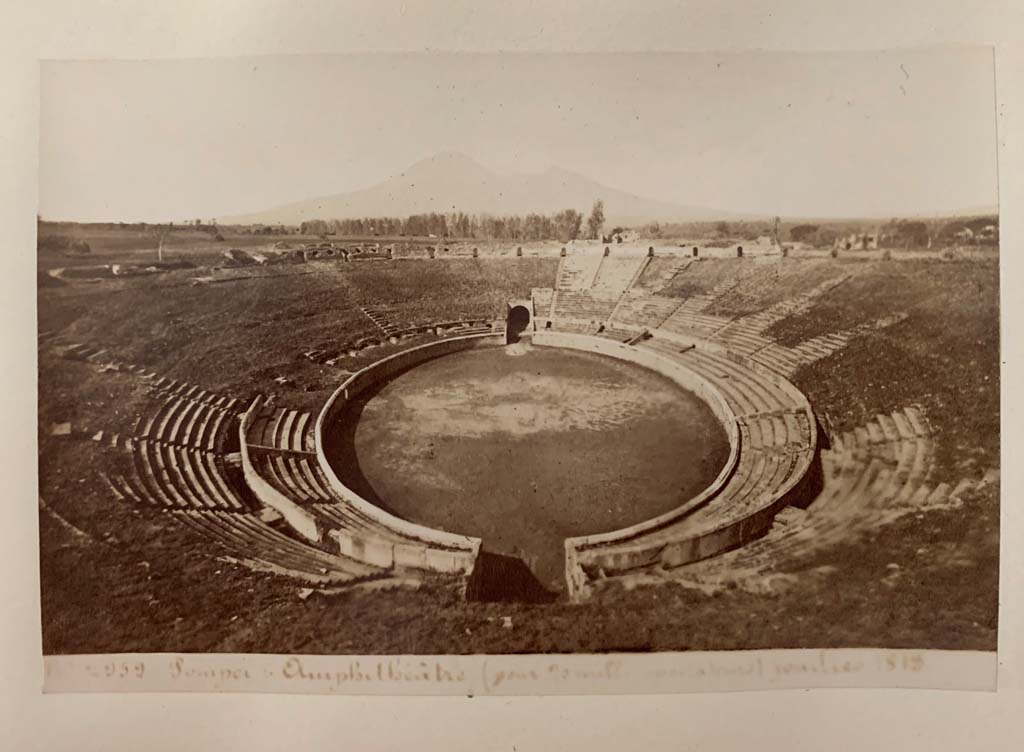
<box><xmin>299</xmin><ymin>201</ymin><xmax>607</xmax><ymax>242</ymax></box>
<box><xmin>786</xmin><ymin>216</ymin><xmax>998</xmax><ymax>248</ymax></box>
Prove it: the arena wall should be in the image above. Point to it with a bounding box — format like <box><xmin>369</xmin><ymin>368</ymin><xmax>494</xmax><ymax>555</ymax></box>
<box><xmin>315</xmin><ymin>333</ymin><xmax>501</xmax><ymax>574</ymax></box>
<box><xmin>531</xmin><ymin>331</ymin><xmax>745</xmax><ymax>593</ymax></box>
<box><xmin>238</xmin><ymin>397</ymin><xmax>323</xmax><ymax>543</ymax></box>
<box><xmin>534</xmin><ymin>331</ymin><xmax>816</xmax><ymax>600</ymax></box>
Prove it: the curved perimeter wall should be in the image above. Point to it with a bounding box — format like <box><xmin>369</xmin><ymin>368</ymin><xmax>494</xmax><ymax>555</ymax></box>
<box><xmin>530</xmin><ymin>331</ymin><xmax>744</xmax><ymax>594</ymax></box>
<box><xmin>533</xmin><ymin>331</ymin><xmax>815</xmax><ymax>600</ymax></box>
<box><xmin>238</xmin><ymin>396</ymin><xmax>324</xmax><ymax>543</ymax></box>
<box><xmin>314</xmin><ymin>333</ymin><xmax>505</xmax><ymax>574</ymax></box>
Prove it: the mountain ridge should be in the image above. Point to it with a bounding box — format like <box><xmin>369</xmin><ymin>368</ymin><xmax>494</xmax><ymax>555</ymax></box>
<box><xmin>222</xmin><ymin>152</ymin><xmax>756</xmax><ymax>227</ymax></box>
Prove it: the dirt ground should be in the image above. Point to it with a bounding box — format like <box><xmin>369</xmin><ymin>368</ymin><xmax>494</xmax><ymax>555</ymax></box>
<box><xmin>326</xmin><ymin>344</ymin><xmax>728</xmax><ymax>589</ymax></box>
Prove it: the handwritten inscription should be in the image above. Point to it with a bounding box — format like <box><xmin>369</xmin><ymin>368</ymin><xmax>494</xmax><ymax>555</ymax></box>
<box><xmin>483</xmin><ymin>660</ymin><xmax>624</xmax><ymax>691</ymax></box>
<box><xmin>280</xmin><ymin>656</ymin><xmax>465</xmax><ymax>690</ymax></box>
<box><xmin>43</xmin><ymin>649</ymin><xmax>942</xmax><ymax>694</ymax></box>
<box><xmin>169</xmin><ymin>657</ymin><xmax>251</xmax><ymax>684</ymax></box>
<box><xmin>650</xmin><ymin>650</ymin><xmax>926</xmax><ymax>684</ymax></box>
<box><xmin>62</xmin><ymin>659</ymin><xmax>147</xmax><ymax>682</ymax></box>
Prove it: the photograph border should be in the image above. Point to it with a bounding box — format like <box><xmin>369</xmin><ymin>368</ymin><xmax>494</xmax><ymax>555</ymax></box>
<box><xmin>3</xmin><ymin>2</ymin><xmax>1021</xmax><ymax>750</ymax></box>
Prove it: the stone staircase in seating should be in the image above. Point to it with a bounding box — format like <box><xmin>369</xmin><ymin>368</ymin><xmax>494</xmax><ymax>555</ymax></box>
<box><xmin>752</xmin><ymin>313</ymin><xmax>909</xmax><ymax>377</ymax></box>
<box><xmin>56</xmin><ymin>340</ymin><xmax>395</xmax><ymax>587</ymax></box>
<box><xmin>652</xmin><ymin>406</ymin><xmax>997</xmax><ymax>594</ymax></box>
<box><xmin>709</xmin><ymin>275</ymin><xmax>850</xmax><ymax>356</ymax></box>
<box><xmin>556</xmin><ymin>253</ymin><xmax>605</xmax><ymax>291</ymax></box>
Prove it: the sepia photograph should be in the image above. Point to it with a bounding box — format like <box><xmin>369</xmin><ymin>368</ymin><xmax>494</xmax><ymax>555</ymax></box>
<box><xmin>35</xmin><ymin>49</ymin><xmax>999</xmax><ymax>672</ymax></box>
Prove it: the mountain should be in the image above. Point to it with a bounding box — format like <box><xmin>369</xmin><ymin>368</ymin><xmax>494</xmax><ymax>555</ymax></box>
<box><xmin>222</xmin><ymin>152</ymin><xmax>751</xmax><ymax>227</ymax></box>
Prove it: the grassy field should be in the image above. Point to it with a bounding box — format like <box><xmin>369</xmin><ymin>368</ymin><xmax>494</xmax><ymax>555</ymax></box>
<box><xmin>36</xmin><ymin>231</ymin><xmax>1000</xmax><ymax>654</ymax></box>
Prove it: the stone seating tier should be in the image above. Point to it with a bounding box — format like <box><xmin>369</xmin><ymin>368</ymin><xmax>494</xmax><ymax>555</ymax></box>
<box><xmin>658</xmin><ymin>408</ymin><xmax>959</xmax><ymax>592</ymax></box>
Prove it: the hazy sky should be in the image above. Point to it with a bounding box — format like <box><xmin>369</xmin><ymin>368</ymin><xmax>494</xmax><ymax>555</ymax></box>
<box><xmin>39</xmin><ymin>50</ymin><xmax>998</xmax><ymax>222</ymax></box>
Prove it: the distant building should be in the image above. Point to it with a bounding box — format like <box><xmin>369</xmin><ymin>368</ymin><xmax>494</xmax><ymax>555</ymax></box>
<box><xmin>836</xmin><ymin>232</ymin><xmax>879</xmax><ymax>250</ymax></box>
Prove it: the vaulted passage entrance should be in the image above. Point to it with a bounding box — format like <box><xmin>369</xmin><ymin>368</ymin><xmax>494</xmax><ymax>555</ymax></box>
<box><xmin>506</xmin><ymin>304</ymin><xmax>531</xmax><ymax>344</ymax></box>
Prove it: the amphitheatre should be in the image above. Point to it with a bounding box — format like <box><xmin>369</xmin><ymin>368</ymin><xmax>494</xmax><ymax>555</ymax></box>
<box><xmin>37</xmin><ymin>228</ymin><xmax>1000</xmax><ymax>654</ymax></box>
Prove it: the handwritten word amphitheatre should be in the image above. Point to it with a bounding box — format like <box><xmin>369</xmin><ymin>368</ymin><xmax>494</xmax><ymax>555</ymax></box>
<box><xmin>281</xmin><ymin>657</ymin><xmax>465</xmax><ymax>688</ymax></box>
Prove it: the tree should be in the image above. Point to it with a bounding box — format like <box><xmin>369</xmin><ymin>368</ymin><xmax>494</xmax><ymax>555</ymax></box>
<box><xmin>523</xmin><ymin>213</ymin><xmax>545</xmax><ymax>241</ymax></box>
<box><xmin>889</xmin><ymin>220</ymin><xmax>929</xmax><ymax>247</ymax></box>
<box><xmin>813</xmin><ymin>227</ymin><xmax>839</xmax><ymax>247</ymax></box>
<box><xmin>789</xmin><ymin>224</ymin><xmax>819</xmax><ymax>243</ymax></box>
<box><xmin>553</xmin><ymin>209</ymin><xmax>583</xmax><ymax>242</ymax></box>
<box><xmin>586</xmin><ymin>200</ymin><xmax>605</xmax><ymax>240</ymax></box>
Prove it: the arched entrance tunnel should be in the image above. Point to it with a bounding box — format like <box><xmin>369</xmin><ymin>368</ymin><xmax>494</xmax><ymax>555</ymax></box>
<box><xmin>505</xmin><ymin>304</ymin><xmax>532</xmax><ymax>344</ymax></box>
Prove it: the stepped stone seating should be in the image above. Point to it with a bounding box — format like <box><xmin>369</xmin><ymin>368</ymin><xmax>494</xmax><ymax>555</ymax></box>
<box><xmin>596</xmin><ymin>326</ymin><xmax>636</xmax><ymax>343</ymax></box>
<box><xmin>572</xmin><ymin>415</ymin><xmax>813</xmax><ymax>585</ymax></box>
<box><xmin>551</xmin><ymin>320</ymin><xmax>601</xmax><ymax>335</ymax></box>
<box><xmin>651</xmin><ymin>280</ymin><xmax>740</xmax><ymax>339</ymax></box>
<box><xmin>751</xmin><ymin>313</ymin><xmax>909</xmax><ymax>377</ymax></box>
<box><xmin>106</xmin><ymin>381</ymin><xmax>248</xmax><ymax>514</ymax></box>
<box><xmin>378</xmin><ymin>318</ymin><xmax>494</xmax><ymax>344</ymax></box>
<box><xmin>73</xmin><ymin>341</ymin><xmax>415</xmax><ymax>585</ymax></box>
<box><xmin>60</xmin><ymin>342</ymin><xmax>109</xmax><ymax>362</ymax></box>
<box><xmin>60</xmin><ymin>342</ymin><xmax>244</xmax><ymax>443</ymax></box>
<box><xmin>659</xmin><ymin>308</ymin><xmax>732</xmax><ymax>339</ymax></box>
<box><xmin>147</xmin><ymin>375</ymin><xmax>238</xmax><ymax>411</ymax></box>
<box><xmin>136</xmin><ymin>391</ymin><xmax>237</xmax><ymax>453</ymax></box>
<box><xmin>440</xmin><ymin>322</ymin><xmax>494</xmax><ymax>337</ymax></box>
<box><xmin>255</xmin><ymin>456</ymin><xmax>419</xmax><ymax>549</ymax></box>
<box><xmin>709</xmin><ymin>275</ymin><xmax>851</xmax><ymax>355</ymax></box>
<box><xmin>256</xmin><ymin>452</ymin><xmax>335</xmax><ymax>504</ymax></box>
<box><xmin>670</xmin><ymin>277</ymin><xmax>745</xmax><ymax>313</ymax></box>
<box><xmin>640</xmin><ymin>340</ymin><xmax>801</xmax><ymax>416</ymax></box>
<box><xmin>609</xmin><ymin>290</ymin><xmax>683</xmax><ymax>331</ymax></box>
<box><xmin>308</xmin><ymin>502</ymin><xmax>421</xmax><ymax>546</ymax></box>
<box><xmin>531</xmin><ymin>287</ymin><xmax>555</xmax><ymax>319</ymax></box>
<box><xmin>173</xmin><ymin>509</ymin><xmax>386</xmax><ymax>584</ymax></box>
<box><xmin>556</xmin><ymin>254</ymin><xmax>604</xmax><ymax>290</ymax></box>
<box><xmin>360</xmin><ymin>306</ymin><xmax>399</xmax><ymax>335</ymax></box>
<box><xmin>241</xmin><ymin>398</ymin><xmax>428</xmax><ymax>552</ymax></box>
<box><xmin>590</xmin><ymin>255</ymin><xmax>648</xmax><ymax>295</ymax></box>
<box><xmin>708</xmin><ymin>320</ymin><xmax>774</xmax><ymax>356</ymax></box>
<box><xmin>105</xmin><ymin>436</ymin><xmax>387</xmax><ymax>583</ymax></box>
<box><xmin>548</xmin><ymin>253</ymin><xmax>640</xmax><ymax>326</ymax></box>
<box><xmin>748</xmin><ymin>343</ymin><xmax>804</xmax><ymax>377</ymax></box>
<box><xmin>113</xmin><ymin>438</ymin><xmax>247</xmax><ymax>512</ymax></box>
<box><xmin>634</xmin><ymin>257</ymin><xmax>692</xmax><ymax>292</ymax></box>
<box><xmin>658</xmin><ymin>406</ymin><xmax>969</xmax><ymax>593</ymax></box>
<box><xmin>247</xmin><ymin>406</ymin><xmax>315</xmax><ymax>452</ymax></box>
<box><xmin>552</xmin><ymin>290</ymin><xmax>619</xmax><ymax>323</ymax></box>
